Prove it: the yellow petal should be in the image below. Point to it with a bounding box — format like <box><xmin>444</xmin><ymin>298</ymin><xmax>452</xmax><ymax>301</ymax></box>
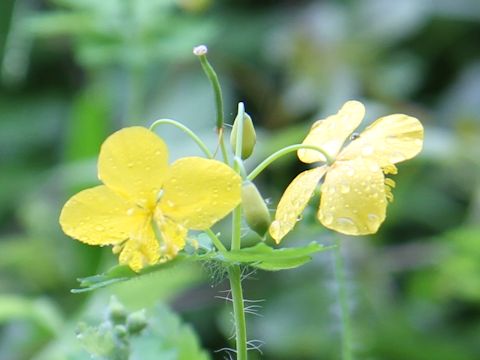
<box><xmin>118</xmin><ymin>223</ymin><xmax>160</xmax><ymax>272</ymax></box>
<box><xmin>159</xmin><ymin>157</ymin><xmax>241</xmax><ymax>230</ymax></box>
<box><xmin>339</xmin><ymin>114</ymin><xmax>423</xmax><ymax>166</ymax></box>
<box><xmin>269</xmin><ymin>166</ymin><xmax>327</xmax><ymax>243</ymax></box>
<box><xmin>98</xmin><ymin>127</ymin><xmax>169</xmax><ymax>209</ymax></box>
<box><xmin>59</xmin><ymin>185</ymin><xmax>148</xmax><ymax>246</ymax></box>
<box><xmin>298</xmin><ymin>101</ymin><xmax>365</xmax><ymax>163</ymax></box>
<box><xmin>318</xmin><ymin>159</ymin><xmax>387</xmax><ymax>235</ymax></box>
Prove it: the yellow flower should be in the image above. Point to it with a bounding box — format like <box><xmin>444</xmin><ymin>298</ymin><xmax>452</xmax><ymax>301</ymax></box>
<box><xmin>269</xmin><ymin>100</ymin><xmax>424</xmax><ymax>242</ymax></box>
<box><xmin>60</xmin><ymin>127</ymin><xmax>241</xmax><ymax>271</ymax></box>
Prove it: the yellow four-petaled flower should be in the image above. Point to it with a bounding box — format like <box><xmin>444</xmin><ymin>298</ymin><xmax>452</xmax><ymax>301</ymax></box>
<box><xmin>60</xmin><ymin>127</ymin><xmax>241</xmax><ymax>271</ymax></box>
<box><xmin>270</xmin><ymin>100</ymin><xmax>424</xmax><ymax>242</ymax></box>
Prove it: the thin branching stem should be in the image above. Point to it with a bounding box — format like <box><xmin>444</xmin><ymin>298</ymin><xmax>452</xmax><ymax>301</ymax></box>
<box><xmin>247</xmin><ymin>143</ymin><xmax>333</xmax><ymax>181</ymax></box>
<box><xmin>149</xmin><ymin>118</ymin><xmax>213</xmax><ymax>158</ymax></box>
<box><xmin>204</xmin><ymin>228</ymin><xmax>227</xmax><ymax>252</ymax></box>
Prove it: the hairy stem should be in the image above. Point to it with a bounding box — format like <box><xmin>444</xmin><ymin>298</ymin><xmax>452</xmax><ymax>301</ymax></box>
<box><xmin>228</xmin><ymin>266</ymin><xmax>248</xmax><ymax>360</ymax></box>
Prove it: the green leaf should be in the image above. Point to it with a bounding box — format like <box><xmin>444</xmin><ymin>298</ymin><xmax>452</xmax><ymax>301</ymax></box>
<box><xmin>72</xmin><ymin>255</ymin><xmax>188</xmax><ymax>293</ymax></box>
<box><xmin>215</xmin><ymin>242</ymin><xmax>331</xmax><ymax>271</ymax></box>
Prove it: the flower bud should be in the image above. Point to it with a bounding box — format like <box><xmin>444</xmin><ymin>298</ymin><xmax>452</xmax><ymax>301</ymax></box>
<box><xmin>241</xmin><ymin>181</ymin><xmax>271</xmax><ymax>237</ymax></box>
<box><xmin>230</xmin><ymin>105</ymin><xmax>256</xmax><ymax>160</ymax></box>
<box><xmin>108</xmin><ymin>296</ymin><xmax>127</xmax><ymax>325</ymax></box>
<box><xmin>126</xmin><ymin>310</ymin><xmax>147</xmax><ymax>335</ymax></box>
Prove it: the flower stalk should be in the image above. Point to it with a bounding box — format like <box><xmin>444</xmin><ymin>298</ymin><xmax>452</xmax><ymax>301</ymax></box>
<box><xmin>194</xmin><ymin>45</ymin><xmax>229</xmax><ymax>164</ymax></box>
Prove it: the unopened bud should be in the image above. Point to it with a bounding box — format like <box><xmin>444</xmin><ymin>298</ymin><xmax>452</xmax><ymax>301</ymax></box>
<box><xmin>230</xmin><ymin>104</ymin><xmax>256</xmax><ymax>160</ymax></box>
<box><xmin>108</xmin><ymin>296</ymin><xmax>127</xmax><ymax>325</ymax></box>
<box><xmin>241</xmin><ymin>181</ymin><xmax>271</xmax><ymax>237</ymax></box>
<box><xmin>126</xmin><ymin>310</ymin><xmax>147</xmax><ymax>335</ymax></box>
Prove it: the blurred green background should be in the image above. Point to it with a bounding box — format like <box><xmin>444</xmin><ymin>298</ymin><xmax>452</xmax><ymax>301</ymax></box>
<box><xmin>1</xmin><ymin>0</ymin><xmax>480</xmax><ymax>359</ymax></box>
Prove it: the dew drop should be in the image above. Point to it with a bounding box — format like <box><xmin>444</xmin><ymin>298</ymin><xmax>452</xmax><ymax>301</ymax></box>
<box><xmin>322</xmin><ymin>213</ymin><xmax>334</xmax><ymax>225</ymax></box>
<box><xmin>367</xmin><ymin>213</ymin><xmax>379</xmax><ymax>223</ymax></box>
<box><xmin>336</xmin><ymin>217</ymin><xmax>358</xmax><ymax>232</ymax></box>
<box><xmin>345</xmin><ymin>167</ymin><xmax>355</xmax><ymax>177</ymax></box>
<box><xmin>362</xmin><ymin>145</ymin><xmax>374</xmax><ymax>156</ymax></box>
<box><xmin>127</xmin><ymin>208</ymin><xmax>135</xmax><ymax>216</ymax></box>
<box><xmin>340</xmin><ymin>184</ymin><xmax>350</xmax><ymax>194</ymax></box>
<box><xmin>328</xmin><ymin>187</ymin><xmax>336</xmax><ymax>194</ymax></box>
<box><xmin>389</xmin><ymin>152</ymin><xmax>405</xmax><ymax>163</ymax></box>
<box><xmin>269</xmin><ymin>221</ymin><xmax>281</xmax><ymax>237</ymax></box>
<box><xmin>95</xmin><ymin>225</ymin><xmax>105</xmax><ymax>231</ymax></box>
<box><xmin>127</xmin><ymin>162</ymin><xmax>134</xmax><ymax>168</ymax></box>
<box><xmin>350</xmin><ymin>132</ymin><xmax>360</xmax><ymax>140</ymax></box>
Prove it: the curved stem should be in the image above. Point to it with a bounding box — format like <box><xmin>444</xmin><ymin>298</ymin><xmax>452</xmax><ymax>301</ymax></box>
<box><xmin>149</xmin><ymin>119</ymin><xmax>213</xmax><ymax>158</ymax></box>
<box><xmin>197</xmin><ymin>53</ymin><xmax>224</xmax><ymax>131</ymax></box>
<box><xmin>194</xmin><ymin>46</ymin><xmax>229</xmax><ymax>164</ymax></box>
<box><xmin>204</xmin><ymin>229</ymin><xmax>227</xmax><ymax>252</ymax></box>
<box><xmin>334</xmin><ymin>237</ymin><xmax>353</xmax><ymax>360</ymax></box>
<box><xmin>247</xmin><ymin>144</ymin><xmax>333</xmax><ymax>181</ymax></box>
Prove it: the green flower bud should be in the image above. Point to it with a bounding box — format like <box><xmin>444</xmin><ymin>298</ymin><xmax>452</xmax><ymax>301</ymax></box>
<box><xmin>230</xmin><ymin>105</ymin><xmax>256</xmax><ymax>160</ymax></box>
<box><xmin>113</xmin><ymin>324</ymin><xmax>128</xmax><ymax>341</ymax></box>
<box><xmin>241</xmin><ymin>181</ymin><xmax>271</xmax><ymax>237</ymax></box>
<box><xmin>108</xmin><ymin>296</ymin><xmax>127</xmax><ymax>325</ymax></box>
<box><xmin>126</xmin><ymin>310</ymin><xmax>147</xmax><ymax>335</ymax></box>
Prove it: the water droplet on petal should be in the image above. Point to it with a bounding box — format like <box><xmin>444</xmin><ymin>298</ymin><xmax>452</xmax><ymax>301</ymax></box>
<box><xmin>362</xmin><ymin>145</ymin><xmax>374</xmax><ymax>156</ymax></box>
<box><xmin>389</xmin><ymin>152</ymin><xmax>405</xmax><ymax>163</ymax></box>
<box><xmin>340</xmin><ymin>184</ymin><xmax>350</xmax><ymax>194</ymax></box>
<box><xmin>336</xmin><ymin>217</ymin><xmax>358</xmax><ymax>232</ymax></box>
<box><xmin>322</xmin><ymin>213</ymin><xmax>334</xmax><ymax>225</ymax></box>
<box><xmin>367</xmin><ymin>213</ymin><xmax>379</xmax><ymax>223</ymax></box>
<box><xmin>346</xmin><ymin>167</ymin><xmax>355</xmax><ymax>177</ymax></box>
<box><xmin>95</xmin><ymin>225</ymin><xmax>104</xmax><ymax>231</ymax></box>
<box><xmin>127</xmin><ymin>208</ymin><xmax>135</xmax><ymax>216</ymax></box>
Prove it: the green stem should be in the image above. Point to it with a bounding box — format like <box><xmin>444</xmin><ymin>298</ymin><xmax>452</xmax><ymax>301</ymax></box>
<box><xmin>334</xmin><ymin>237</ymin><xmax>353</xmax><ymax>360</ymax></box>
<box><xmin>247</xmin><ymin>143</ymin><xmax>333</xmax><ymax>181</ymax></box>
<box><xmin>193</xmin><ymin>45</ymin><xmax>229</xmax><ymax>164</ymax></box>
<box><xmin>149</xmin><ymin>118</ymin><xmax>213</xmax><ymax>158</ymax></box>
<box><xmin>228</xmin><ymin>266</ymin><xmax>248</xmax><ymax>360</ymax></box>
<box><xmin>227</xmin><ymin>101</ymin><xmax>248</xmax><ymax>358</ymax></box>
<box><xmin>218</xmin><ymin>128</ymin><xmax>230</xmax><ymax>165</ymax></box>
<box><xmin>204</xmin><ymin>229</ymin><xmax>227</xmax><ymax>252</ymax></box>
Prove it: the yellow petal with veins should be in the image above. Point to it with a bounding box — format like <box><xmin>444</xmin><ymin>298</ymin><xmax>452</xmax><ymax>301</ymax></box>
<box><xmin>159</xmin><ymin>157</ymin><xmax>241</xmax><ymax>230</ymax></box>
<box><xmin>298</xmin><ymin>101</ymin><xmax>365</xmax><ymax>163</ymax></box>
<box><xmin>318</xmin><ymin>159</ymin><xmax>387</xmax><ymax>235</ymax></box>
<box><xmin>59</xmin><ymin>185</ymin><xmax>148</xmax><ymax>246</ymax></box>
<box><xmin>269</xmin><ymin>166</ymin><xmax>327</xmax><ymax>243</ymax></box>
<box><xmin>339</xmin><ymin>114</ymin><xmax>423</xmax><ymax>167</ymax></box>
<box><xmin>98</xmin><ymin>127</ymin><xmax>169</xmax><ymax>209</ymax></box>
